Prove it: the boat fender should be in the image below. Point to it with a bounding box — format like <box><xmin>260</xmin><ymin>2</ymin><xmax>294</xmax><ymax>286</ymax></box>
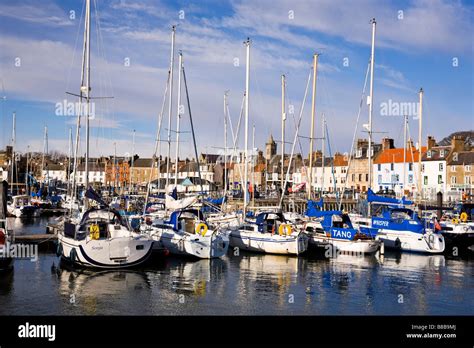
<box><xmin>89</xmin><ymin>224</ymin><xmax>100</xmax><ymax>240</ymax></box>
<box><xmin>195</xmin><ymin>223</ymin><xmax>208</xmax><ymax>237</ymax></box>
<box><xmin>56</xmin><ymin>242</ymin><xmax>63</xmax><ymax>257</ymax></box>
<box><xmin>69</xmin><ymin>248</ymin><xmax>77</xmax><ymax>263</ymax></box>
<box><xmin>460</xmin><ymin>212</ymin><xmax>468</xmax><ymax>223</ymax></box>
<box><xmin>452</xmin><ymin>218</ymin><xmax>459</xmax><ymax>224</ymax></box>
<box><xmin>279</xmin><ymin>224</ymin><xmax>292</xmax><ymax>236</ymax></box>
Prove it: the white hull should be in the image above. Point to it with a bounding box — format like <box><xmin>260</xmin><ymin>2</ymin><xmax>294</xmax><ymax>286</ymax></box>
<box><xmin>58</xmin><ymin>234</ymin><xmax>154</xmax><ymax>269</ymax></box>
<box><xmin>145</xmin><ymin>228</ymin><xmax>229</xmax><ymax>259</ymax></box>
<box><xmin>375</xmin><ymin>230</ymin><xmax>445</xmax><ymax>254</ymax></box>
<box><xmin>309</xmin><ymin>235</ymin><xmax>380</xmax><ymax>254</ymax></box>
<box><xmin>229</xmin><ymin>230</ymin><xmax>308</xmax><ymax>255</ymax></box>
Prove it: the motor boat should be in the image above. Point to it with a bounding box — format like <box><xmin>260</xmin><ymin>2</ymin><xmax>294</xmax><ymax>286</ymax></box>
<box><xmin>142</xmin><ymin>209</ymin><xmax>229</xmax><ymax>259</ymax></box>
<box><xmin>229</xmin><ymin>211</ymin><xmax>308</xmax><ymax>255</ymax></box>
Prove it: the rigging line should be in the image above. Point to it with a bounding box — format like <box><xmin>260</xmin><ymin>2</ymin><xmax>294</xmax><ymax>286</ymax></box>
<box><xmin>339</xmin><ymin>59</ymin><xmax>371</xmax><ymax>209</ymax></box>
<box><xmin>286</xmin><ymin>72</ymin><xmax>310</xmax><ymax>175</ymax></box>
<box><xmin>182</xmin><ymin>62</ymin><xmax>204</xmax><ymax>194</ymax></box>
<box><xmin>65</xmin><ymin>0</ymin><xmax>85</xmax><ymax>97</ymax></box>
<box><xmin>279</xmin><ymin>67</ymin><xmax>312</xmax><ymax>209</ymax></box>
<box><xmin>143</xmin><ymin>70</ymin><xmax>170</xmax><ymax>215</ymax></box>
<box><xmin>227</xmin><ymin>93</ymin><xmax>246</xmax><ymax>189</ymax></box>
<box><xmin>326</xmin><ymin>122</ymin><xmax>339</xmax><ymax>206</ymax></box>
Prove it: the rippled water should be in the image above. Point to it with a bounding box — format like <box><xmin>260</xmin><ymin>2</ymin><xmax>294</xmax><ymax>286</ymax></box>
<box><xmin>0</xmin><ymin>218</ymin><xmax>473</xmax><ymax>315</ymax></box>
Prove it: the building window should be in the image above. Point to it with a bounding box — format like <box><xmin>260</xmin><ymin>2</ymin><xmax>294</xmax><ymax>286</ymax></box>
<box><xmin>465</xmin><ymin>176</ymin><xmax>472</xmax><ymax>185</ymax></box>
<box><xmin>352</xmin><ymin>174</ymin><xmax>355</xmax><ymax>181</ymax></box>
<box><xmin>451</xmin><ymin>166</ymin><xmax>456</xmax><ymax>172</ymax></box>
<box><xmin>440</xmin><ymin>150</ymin><xmax>445</xmax><ymax>157</ymax></box>
<box><xmin>358</xmin><ymin>174</ymin><xmax>362</xmax><ymax>181</ymax></box>
<box><xmin>427</xmin><ymin>150</ymin><xmax>432</xmax><ymax>158</ymax></box>
<box><xmin>424</xmin><ymin>176</ymin><xmax>428</xmax><ymax>185</ymax></box>
<box><xmin>451</xmin><ymin>177</ymin><xmax>456</xmax><ymax>184</ymax></box>
<box><xmin>356</xmin><ymin>149</ymin><xmax>362</xmax><ymax>158</ymax></box>
<box><xmin>366</xmin><ymin>174</ymin><xmax>368</xmax><ymax>182</ymax></box>
<box><xmin>438</xmin><ymin>175</ymin><xmax>442</xmax><ymax>184</ymax></box>
<box><xmin>377</xmin><ymin>164</ymin><xmax>381</xmax><ymax>171</ymax></box>
<box><xmin>439</xmin><ymin>163</ymin><xmax>443</xmax><ymax>171</ymax></box>
<box><xmin>378</xmin><ymin>175</ymin><xmax>382</xmax><ymax>184</ymax></box>
<box><xmin>390</xmin><ymin>163</ymin><xmax>394</xmax><ymax>171</ymax></box>
<box><xmin>408</xmin><ymin>174</ymin><xmax>413</xmax><ymax>184</ymax></box>
<box><xmin>408</xmin><ymin>163</ymin><xmax>413</xmax><ymax>171</ymax></box>
<box><xmin>465</xmin><ymin>165</ymin><xmax>471</xmax><ymax>172</ymax></box>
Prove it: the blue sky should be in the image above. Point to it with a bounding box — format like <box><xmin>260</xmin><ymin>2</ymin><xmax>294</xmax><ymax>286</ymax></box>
<box><xmin>0</xmin><ymin>0</ymin><xmax>472</xmax><ymax>160</ymax></box>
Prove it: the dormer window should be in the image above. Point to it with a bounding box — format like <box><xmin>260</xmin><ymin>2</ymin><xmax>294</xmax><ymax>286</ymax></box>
<box><xmin>356</xmin><ymin>149</ymin><xmax>362</xmax><ymax>158</ymax></box>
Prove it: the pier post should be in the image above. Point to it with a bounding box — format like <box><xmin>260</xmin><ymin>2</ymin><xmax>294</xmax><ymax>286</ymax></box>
<box><xmin>436</xmin><ymin>191</ymin><xmax>443</xmax><ymax>220</ymax></box>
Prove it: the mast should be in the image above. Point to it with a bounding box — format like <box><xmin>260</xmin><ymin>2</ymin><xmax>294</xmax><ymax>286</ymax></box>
<box><xmin>243</xmin><ymin>38</ymin><xmax>250</xmax><ymax>216</ymax></box>
<box><xmin>367</xmin><ymin>18</ymin><xmax>376</xmax><ymax>216</ymax></box>
<box><xmin>403</xmin><ymin>114</ymin><xmax>407</xmax><ymax>194</ymax></box>
<box><xmin>66</xmin><ymin>128</ymin><xmax>72</xmax><ymax>197</ymax></box>
<box><xmin>308</xmin><ymin>53</ymin><xmax>319</xmax><ymax>200</ymax></box>
<box><xmin>281</xmin><ymin>74</ymin><xmax>286</xmax><ymax>194</ymax></box>
<box><xmin>10</xmin><ymin>112</ymin><xmax>15</xmax><ymax>195</ymax></box>
<box><xmin>25</xmin><ymin>145</ymin><xmax>29</xmax><ymax>196</ymax></box>
<box><xmin>174</xmin><ymin>52</ymin><xmax>183</xmax><ymax>188</ymax></box>
<box><xmin>418</xmin><ymin>88</ymin><xmax>423</xmax><ymax>199</ymax></box>
<box><xmin>83</xmin><ymin>0</ymin><xmax>91</xmax><ymax>209</ymax></box>
<box><xmin>252</xmin><ymin>123</ymin><xmax>255</xmax><ymax>206</ymax></box>
<box><xmin>321</xmin><ymin>114</ymin><xmax>326</xmax><ymax>194</ymax></box>
<box><xmin>224</xmin><ymin>91</ymin><xmax>228</xmax><ymax>201</ymax></box>
<box><xmin>42</xmin><ymin>126</ymin><xmax>49</xmax><ymax>184</ymax></box>
<box><xmin>130</xmin><ymin>129</ymin><xmax>135</xmax><ymax>193</ymax></box>
<box><xmin>165</xmin><ymin>26</ymin><xmax>176</xmax><ymax>194</ymax></box>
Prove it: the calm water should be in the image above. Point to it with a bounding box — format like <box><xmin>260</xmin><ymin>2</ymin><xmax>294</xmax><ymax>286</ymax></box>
<box><xmin>0</xmin><ymin>218</ymin><xmax>473</xmax><ymax>315</ymax></box>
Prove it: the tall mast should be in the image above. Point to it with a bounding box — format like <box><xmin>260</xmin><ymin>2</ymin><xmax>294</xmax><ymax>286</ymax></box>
<box><xmin>243</xmin><ymin>38</ymin><xmax>250</xmax><ymax>216</ymax></box>
<box><xmin>418</xmin><ymin>88</ymin><xmax>423</xmax><ymax>198</ymax></box>
<box><xmin>321</xmin><ymin>114</ymin><xmax>326</xmax><ymax>194</ymax></box>
<box><xmin>252</xmin><ymin>123</ymin><xmax>255</xmax><ymax>206</ymax></box>
<box><xmin>25</xmin><ymin>145</ymin><xmax>30</xmax><ymax>195</ymax></box>
<box><xmin>174</xmin><ymin>52</ymin><xmax>183</xmax><ymax>188</ymax></box>
<box><xmin>130</xmin><ymin>129</ymin><xmax>135</xmax><ymax>193</ymax></box>
<box><xmin>44</xmin><ymin>126</ymin><xmax>49</xmax><ymax>184</ymax></box>
<box><xmin>403</xmin><ymin>114</ymin><xmax>407</xmax><ymax>194</ymax></box>
<box><xmin>224</xmin><ymin>91</ymin><xmax>228</xmax><ymax>201</ymax></box>
<box><xmin>367</xmin><ymin>18</ymin><xmax>376</xmax><ymax>215</ymax></box>
<box><xmin>10</xmin><ymin>112</ymin><xmax>15</xmax><ymax>194</ymax></box>
<box><xmin>66</xmin><ymin>127</ymin><xmax>72</xmax><ymax>197</ymax></box>
<box><xmin>308</xmin><ymin>53</ymin><xmax>319</xmax><ymax>200</ymax></box>
<box><xmin>165</xmin><ymin>26</ymin><xmax>176</xmax><ymax>193</ymax></box>
<box><xmin>281</xmin><ymin>74</ymin><xmax>286</xmax><ymax>194</ymax></box>
<box><xmin>83</xmin><ymin>0</ymin><xmax>91</xmax><ymax>208</ymax></box>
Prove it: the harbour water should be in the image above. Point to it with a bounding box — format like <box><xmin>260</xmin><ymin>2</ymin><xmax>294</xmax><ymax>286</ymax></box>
<box><xmin>0</xmin><ymin>218</ymin><xmax>472</xmax><ymax>316</ymax></box>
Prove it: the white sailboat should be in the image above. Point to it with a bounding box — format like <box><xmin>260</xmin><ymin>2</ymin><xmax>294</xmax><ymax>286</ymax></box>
<box><xmin>57</xmin><ymin>0</ymin><xmax>155</xmax><ymax>268</ymax></box>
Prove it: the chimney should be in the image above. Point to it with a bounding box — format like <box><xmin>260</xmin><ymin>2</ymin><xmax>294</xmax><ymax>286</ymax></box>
<box><xmin>451</xmin><ymin>135</ymin><xmax>465</xmax><ymax>152</ymax></box>
<box><xmin>382</xmin><ymin>137</ymin><xmax>394</xmax><ymax>150</ymax></box>
<box><xmin>356</xmin><ymin>139</ymin><xmax>368</xmax><ymax>149</ymax></box>
<box><xmin>427</xmin><ymin>135</ymin><xmax>436</xmax><ymax>150</ymax></box>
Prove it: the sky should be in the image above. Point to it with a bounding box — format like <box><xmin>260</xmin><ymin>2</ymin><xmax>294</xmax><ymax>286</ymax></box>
<box><xmin>0</xmin><ymin>0</ymin><xmax>472</xmax><ymax>161</ymax></box>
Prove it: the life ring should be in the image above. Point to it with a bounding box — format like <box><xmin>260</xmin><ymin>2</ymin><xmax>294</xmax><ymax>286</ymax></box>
<box><xmin>460</xmin><ymin>212</ymin><xmax>468</xmax><ymax>222</ymax></box>
<box><xmin>278</xmin><ymin>224</ymin><xmax>292</xmax><ymax>236</ymax></box>
<box><xmin>195</xmin><ymin>223</ymin><xmax>208</xmax><ymax>236</ymax></box>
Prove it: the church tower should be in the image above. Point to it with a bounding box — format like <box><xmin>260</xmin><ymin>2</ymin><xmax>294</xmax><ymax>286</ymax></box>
<box><xmin>265</xmin><ymin>134</ymin><xmax>277</xmax><ymax>160</ymax></box>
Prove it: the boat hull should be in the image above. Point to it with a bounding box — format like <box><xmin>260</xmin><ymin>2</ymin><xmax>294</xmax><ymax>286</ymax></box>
<box><xmin>308</xmin><ymin>236</ymin><xmax>380</xmax><ymax>254</ymax></box>
<box><xmin>375</xmin><ymin>230</ymin><xmax>445</xmax><ymax>254</ymax></box>
<box><xmin>58</xmin><ymin>234</ymin><xmax>154</xmax><ymax>269</ymax></box>
<box><xmin>229</xmin><ymin>230</ymin><xmax>308</xmax><ymax>255</ymax></box>
<box><xmin>147</xmin><ymin>228</ymin><xmax>229</xmax><ymax>259</ymax></box>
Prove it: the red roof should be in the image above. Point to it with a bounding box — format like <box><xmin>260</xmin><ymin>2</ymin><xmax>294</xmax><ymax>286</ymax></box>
<box><xmin>374</xmin><ymin>147</ymin><xmax>427</xmax><ymax>164</ymax></box>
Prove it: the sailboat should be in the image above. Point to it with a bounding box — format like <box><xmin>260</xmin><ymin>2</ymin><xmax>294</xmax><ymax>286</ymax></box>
<box><xmin>228</xmin><ymin>39</ymin><xmax>308</xmax><ymax>255</ymax></box>
<box><xmin>57</xmin><ymin>0</ymin><xmax>156</xmax><ymax>268</ymax></box>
